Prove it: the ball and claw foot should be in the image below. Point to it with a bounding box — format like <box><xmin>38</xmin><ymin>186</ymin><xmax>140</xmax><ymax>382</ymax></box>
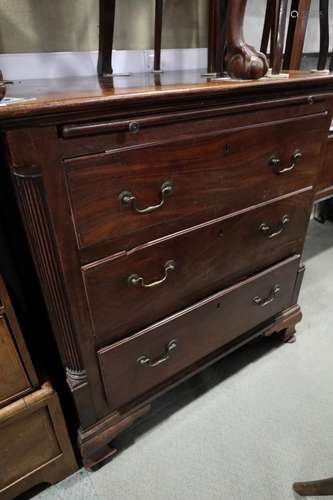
<box><xmin>225</xmin><ymin>44</ymin><xmax>269</xmax><ymax>80</ymax></box>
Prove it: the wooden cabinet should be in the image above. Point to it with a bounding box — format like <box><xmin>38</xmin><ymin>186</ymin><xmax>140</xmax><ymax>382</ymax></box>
<box><xmin>0</xmin><ymin>382</ymin><xmax>77</xmax><ymax>500</ymax></box>
<box><xmin>0</xmin><ymin>275</ymin><xmax>38</xmax><ymax>407</ymax></box>
<box><xmin>0</xmin><ymin>274</ymin><xmax>77</xmax><ymax>496</ymax></box>
<box><xmin>2</xmin><ymin>70</ymin><xmax>333</xmax><ymax>469</ymax></box>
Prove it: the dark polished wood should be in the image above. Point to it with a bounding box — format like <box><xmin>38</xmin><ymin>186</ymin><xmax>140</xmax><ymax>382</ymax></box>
<box><xmin>98</xmin><ymin>0</ymin><xmax>116</xmax><ymax>78</ymax></box>
<box><xmin>318</xmin><ymin>0</ymin><xmax>329</xmax><ymax>70</ymax></box>
<box><xmin>154</xmin><ymin>0</ymin><xmax>164</xmax><ymax>73</ymax></box>
<box><xmin>207</xmin><ymin>0</ymin><xmax>228</xmax><ymax>76</ymax></box>
<box><xmin>294</xmin><ymin>477</ymin><xmax>333</xmax><ymax>497</ymax></box>
<box><xmin>284</xmin><ymin>0</ymin><xmax>311</xmax><ymax>70</ymax></box>
<box><xmin>261</xmin><ymin>0</ymin><xmax>289</xmax><ymax>74</ymax></box>
<box><xmin>64</xmin><ymin>108</ymin><xmax>326</xmax><ymax>255</ymax></box>
<box><xmin>225</xmin><ymin>0</ymin><xmax>268</xmax><ymax>79</ymax></box>
<box><xmin>98</xmin><ymin>256</ymin><xmax>300</xmax><ymax>410</ymax></box>
<box><xmin>2</xmin><ymin>71</ymin><xmax>333</xmax><ymax>469</ymax></box>
<box><xmin>83</xmin><ymin>190</ymin><xmax>312</xmax><ymax>345</ymax></box>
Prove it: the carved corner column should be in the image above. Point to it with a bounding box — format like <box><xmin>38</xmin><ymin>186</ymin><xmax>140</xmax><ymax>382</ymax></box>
<box><xmin>11</xmin><ymin>166</ymin><xmax>87</xmax><ymax>394</ymax></box>
<box><xmin>224</xmin><ymin>0</ymin><xmax>268</xmax><ymax>79</ymax></box>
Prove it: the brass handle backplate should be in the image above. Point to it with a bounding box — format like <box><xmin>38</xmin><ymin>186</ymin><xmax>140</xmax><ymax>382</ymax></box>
<box><xmin>269</xmin><ymin>150</ymin><xmax>303</xmax><ymax>174</ymax></box>
<box><xmin>253</xmin><ymin>284</ymin><xmax>280</xmax><ymax>307</ymax></box>
<box><xmin>259</xmin><ymin>215</ymin><xmax>290</xmax><ymax>239</ymax></box>
<box><xmin>137</xmin><ymin>339</ymin><xmax>177</xmax><ymax>368</ymax></box>
<box><xmin>128</xmin><ymin>260</ymin><xmax>176</xmax><ymax>289</ymax></box>
<box><xmin>119</xmin><ymin>181</ymin><xmax>173</xmax><ymax>214</ymax></box>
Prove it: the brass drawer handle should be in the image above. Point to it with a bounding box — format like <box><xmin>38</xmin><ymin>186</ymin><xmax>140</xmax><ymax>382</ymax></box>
<box><xmin>259</xmin><ymin>215</ymin><xmax>290</xmax><ymax>239</ymax></box>
<box><xmin>253</xmin><ymin>284</ymin><xmax>280</xmax><ymax>307</ymax></box>
<box><xmin>137</xmin><ymin>339</ymin><xmax>177</xmax><ymax>368</ymax></box>
<box><xmin>128</xmin><ymin>260</ymin><xmax>176</xmax><ymax>289</ymax></box>
<box><xmin>119</xmin><ymin>181</ymin><xmax>173</xmax><ymax>214</ymax></box>
<box><xmin>269</xmin><ymin>150</ymin><xmax>303</xmax><ymax>174</ymax></box>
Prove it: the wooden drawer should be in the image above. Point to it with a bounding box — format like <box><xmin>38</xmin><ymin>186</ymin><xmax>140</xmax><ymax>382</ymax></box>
<box><xmin>84</xmin><ymin>189</ymin><xmax>312</xmax><ymax>345</ymax></box>
<box><xmin>98</xmin><ymin>255</ymin><xmax>300</xmax><ymax>410</ymax></box>
<box><xmin>65</xmin><ymin>110</ymin><xmax>327</xmax><ymax>255</ymax></box>
<box><xmin>0</xmin><ymin>382</ymin><xmax>77</xmax><ymax>499</ymax></box>
<box><xmin>59</xmin><ymin>97</ymin><xmax>327</xmax><ymax>159</ymax></box>
<box><xmin>0</xmin><ymin>315</ymin><xmax>31</xmax><ymax>407</ymax></box>
<box><xmin>0</xmin><ymin>275</ymin><xmax>37</xmax><ymax>407</ymax></box>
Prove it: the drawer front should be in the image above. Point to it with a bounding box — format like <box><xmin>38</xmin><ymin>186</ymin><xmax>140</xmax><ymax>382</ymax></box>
<box><xmin>98</xmin><ymin>255</ymin><xmax>300</xmax><ymax>410</ymax></box>
<box><xmin>0</xmin><ymin>315</ymin><xmax>31</xmax><ymax>407</ymax></box>
<box><xmin>59</xmin><ymin>98</ymin><xmax>326</xmax><ymax>159</ymax></box>
<box><xmin>0</xmin><ymin>407</ymin><xmax>61</xmax><ymax>490</ymax></box>
<box><xmin>84</xmin><ymin>190</ymin><xmax>311</xmax><ymax>345</ymax></box>
<box><xmin>66</xmin><ymin>112</ymin><xmax>327</xmax><ymax>253</ymax></box>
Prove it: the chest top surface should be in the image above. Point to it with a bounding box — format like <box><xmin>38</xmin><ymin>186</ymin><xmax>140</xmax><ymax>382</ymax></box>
<box><xmin>1</xmin><ymin>70</ymin><xmax>333</xmax><ymax>124</ymax></box>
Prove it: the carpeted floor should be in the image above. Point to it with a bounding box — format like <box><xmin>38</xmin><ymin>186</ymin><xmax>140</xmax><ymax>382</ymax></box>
<box><xmin>33</xmin><ymin>219</ymin><xmax>333</xmax><ymax>500</ymax></box>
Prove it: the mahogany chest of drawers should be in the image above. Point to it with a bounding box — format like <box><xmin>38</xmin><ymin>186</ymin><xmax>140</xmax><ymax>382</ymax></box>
<box><xmin>1</xmin><ymin>70</ymin><xmax>332</xmax><ymax>469</ymax></box>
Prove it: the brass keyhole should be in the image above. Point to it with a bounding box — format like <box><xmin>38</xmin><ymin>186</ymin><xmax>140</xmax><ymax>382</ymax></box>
<box><xmin>224</xmin><ymin>143</ymin><xmax>232</xmax><ymax>154</ymax></box>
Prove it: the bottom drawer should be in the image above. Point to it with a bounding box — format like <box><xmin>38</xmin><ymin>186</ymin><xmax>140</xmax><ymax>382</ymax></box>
<box><xmin>0</xmin><ymin>382</ymin><xmax>77</xmax><ymax>499</ymax></box>
<box><xmin>98</xmin><ymin>255</ymin><xmax>300</xmax><ymax>410</ymax></box>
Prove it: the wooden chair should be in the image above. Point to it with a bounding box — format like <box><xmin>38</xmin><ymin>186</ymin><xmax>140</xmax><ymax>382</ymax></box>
<box><xmin>204</xmin><ymin>0</ymin><xmax>228</xmax><ymax>76</ymax></box>
<box><xmin>98</xmin><ymin>0</ymin><xmax>115</xmax><ymax>77</ymax></box>
<box><xmin>283</xmin><ymin>0</ymin><xmax>312</xmax><ymax>70</ymax></box>
<box><xmin>153</xmin><ymin>0</ymin><xmax>228</xmax><ymax>76</ymax></box>
<box><xmin>97</xmin><ymin>0</ymin><xmax>267</xmax><ymax>80</ymax></box>
<box><xmin>224</xmin><ymin>0</ymin><xmax>268</xmax><ymax>79</ymax></box>
<box><xmin>261</xmin><ymin>0</ymin><xmax>289</xmax><ymax>74</ymax></box>
<box><xmin>261</xmin><ymin>0</ymin><xmax>311</xmax><ymax>72</ymax></box>
<box><xmin>262</xmin><ymin>0</ymin><xmax>332</xmax><ymax>73</ymax></box>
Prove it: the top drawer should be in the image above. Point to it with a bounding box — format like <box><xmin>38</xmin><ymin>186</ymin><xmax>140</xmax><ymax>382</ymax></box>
<box><xmin>64</xmin><ymin>108</ymin><xmax>328</xmax><ymax>254</ymax></box>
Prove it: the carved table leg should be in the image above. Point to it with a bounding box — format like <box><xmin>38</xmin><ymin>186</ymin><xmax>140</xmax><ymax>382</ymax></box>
<box><xmin>224</xmin><ymin>0</ymin><xmax>268</xmax><ymax>79</ymax></box>
<box><xmin>98</xmin><ymin>0</ymin><xmax>131</xmax><ymax>78</ymax></box>
<box><xmin>154</xmin><ymin>0</ymin><xmax>164</xmax><ymax>72</ymax></box>
<box><xmin>261</xmin><ymin>1</ymin><xmax>274</xmax><ymax>56</ymax></box>
<box><xmin>318</xmin><ymin>0</ymin><xmax>329</xmax><ymax>70</ymax></box>
<box><xmin>271</xmin><ymin>0</ymin><xmax>289</xmax><ymax>74</ymax></box>
<box><xmin>283</xmin><ymin>0</ymin><xmax>311</xmax><ymax>70</ymax></box>
<box><xmin>98</xmin><ymin>0</ymin><xmax>116</xmax><ymax>78</ymax></box>
<box><xmin>293</xmin><ymin>477</ymin><xmax>333</xmax><ymax>496</ymax></box>
<box><xmin>204</xmin><ymin>0</ymin><xmax>227</xmax><ymax>76</ymax></box>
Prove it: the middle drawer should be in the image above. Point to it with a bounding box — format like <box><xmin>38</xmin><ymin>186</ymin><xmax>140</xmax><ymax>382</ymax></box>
<box><xmin>83</xmin><ymin>189</ymin><xmax>312</xmax><ymax>345</ymax></box>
